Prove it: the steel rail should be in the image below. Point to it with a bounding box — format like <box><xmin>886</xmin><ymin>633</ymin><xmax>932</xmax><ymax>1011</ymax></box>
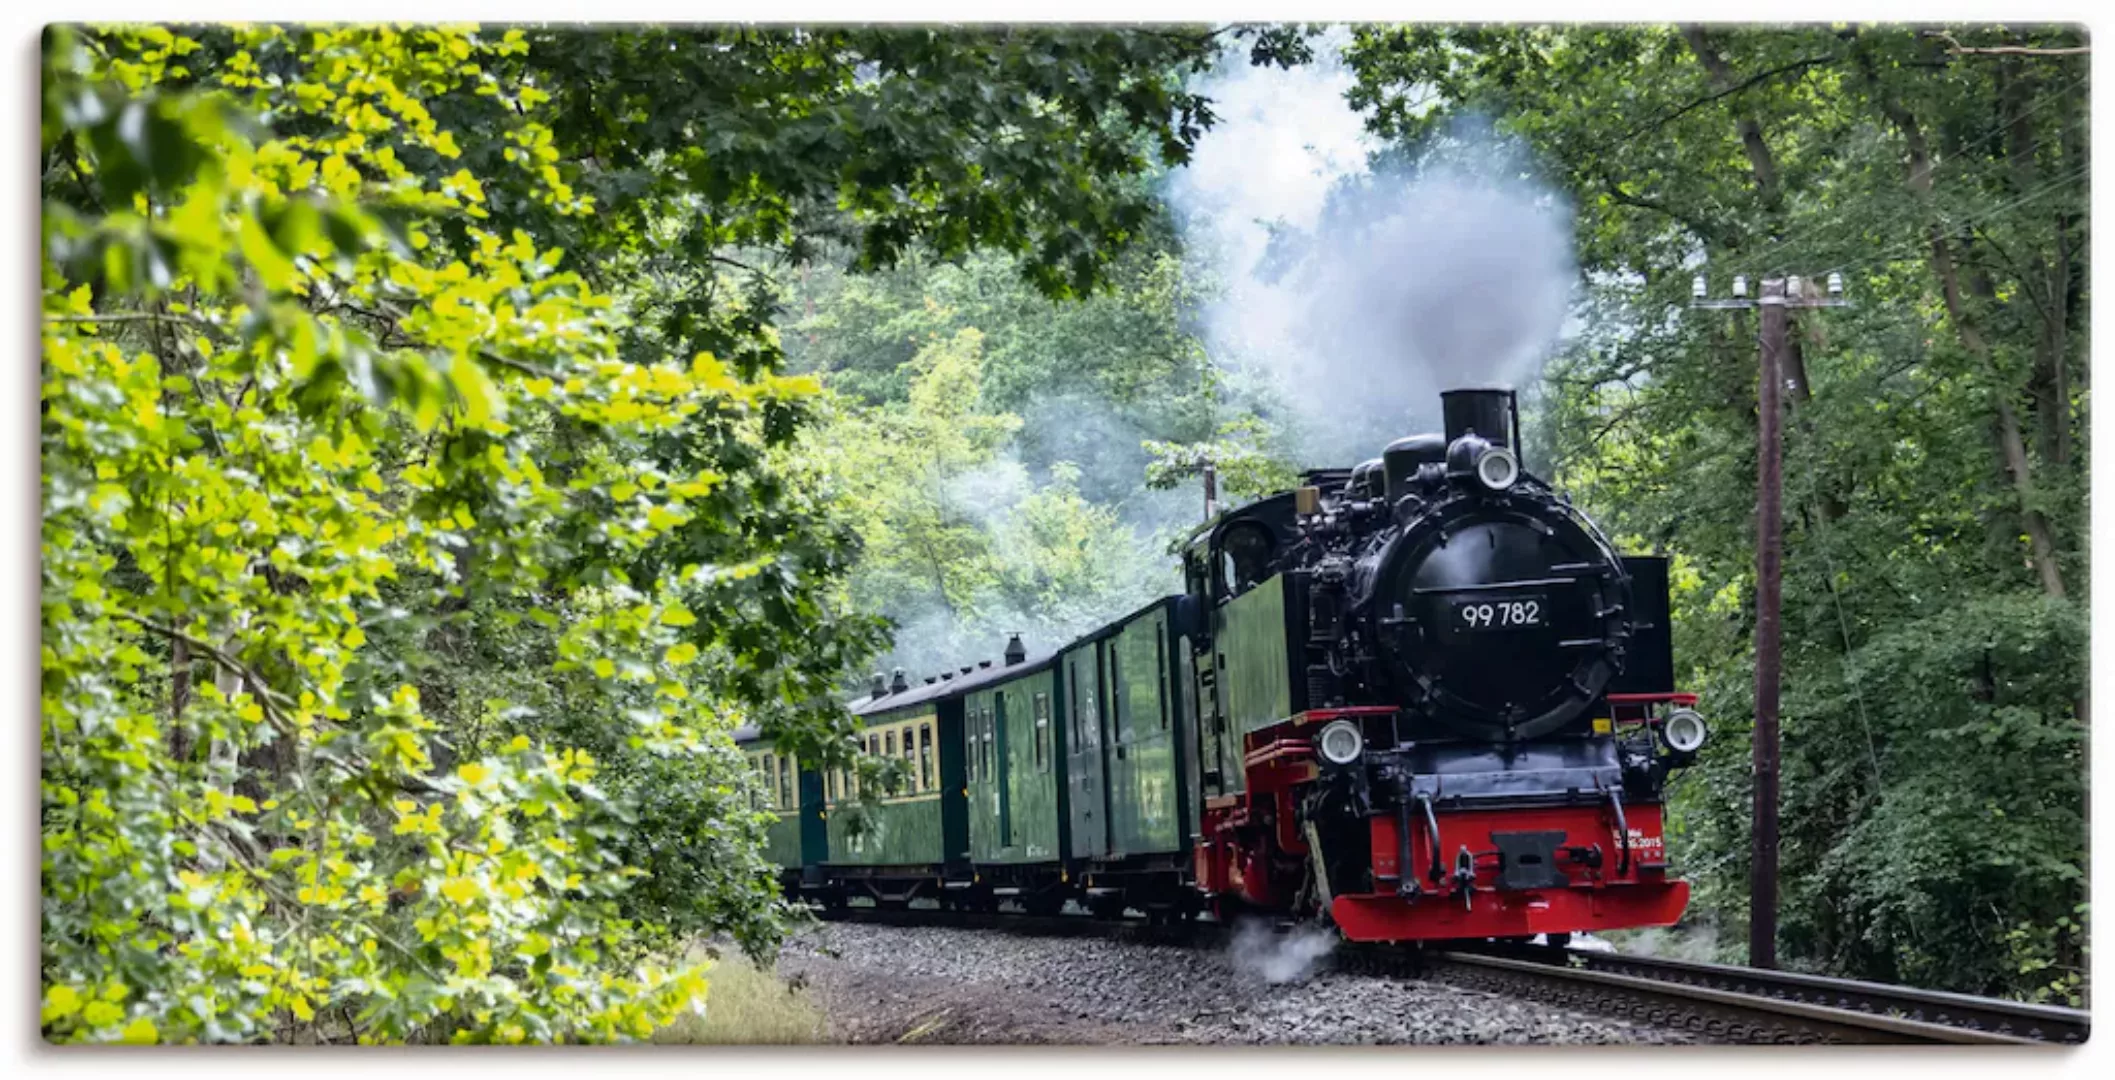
<box><xmin>1410</xmin><ymin>949</ymin><xmax>2078</xmax><ymax>1045</ymax></box>
<box><xmin>811</xmin><ymin>904</ymin><xmax>2087</xmax><ymax>1045</ymax></box>
<box><xmin>1471</xmin><ymin>943</ymin><xmax>2088</xmax><ymax>1045</ymax></box>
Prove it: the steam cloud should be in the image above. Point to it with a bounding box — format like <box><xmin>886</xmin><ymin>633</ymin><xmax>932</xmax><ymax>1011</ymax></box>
<box><xmin>859</xmin><ymin>32</ymin><xmax>1580</xmax><ymax>680</ymax></box>
<box><xmin>1228</xmin><ymin>918</ymin><xmax>1339</xmax><ymax>985</ymax></box>
<box><xmin>1170</xmin><ymin>32</ymin><xmax>1578</xmax><ymax>467</ymax></box>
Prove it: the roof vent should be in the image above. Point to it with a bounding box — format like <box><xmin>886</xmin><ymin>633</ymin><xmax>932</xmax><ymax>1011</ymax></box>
<box><xmin>870</xmin><ymin>672</ymin><xmax>887</xmax><ymax>697</ymax></box>
<box><xmin>1004</xmin><ymin>633</ymin><xmax>1026</xmax><ymax>665</ymax></box>
<box><xmin>960</xmin><ymin>665</ymin><xmax>973</xmax><ymax>676</ymax></box>
<box><xmin>978</xmin><ymin>660</ymin><xmax>993</xmax><ymax>670</ymax></box>
<box><xmin>941</xmin><ymin>672</ymin><xmax>954</xmax><ymax>681</ymax></box>
<box><xmin>889</xmin><ymin>667</ymin><xmax>909</xmax><ymax>694</ymax></box>
<box><xmin>924</xmin><ymin>676</ymin><xmax>937</xmax><ymax>685</ymax></box>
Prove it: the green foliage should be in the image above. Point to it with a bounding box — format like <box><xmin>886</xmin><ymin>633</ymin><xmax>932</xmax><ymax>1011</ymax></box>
<box><xmin>42</xmin><ymin>23</ymin><xmax>1231</xmax><ymax>1043</ymax></box>
<box><xmin>778</xmin><ymin>214</ymin><xmax>1294</xmax><ymax>675</ymax></box>
<box><xmin>798</xmin><ymin>328</ymin><xmax>1177</xmax><ymax>672</ymax></box>
<box><xmin>1144</xmin><ymin>414</ymin><xmax>1301</xmax><ymax>507</ymax></box>
<box><xmin>1345</xmin><ymin>24</ymin><xmax>2087</xmax><ymax>999</ymax></box>
<box><xmin>42</xmin><ymin>23</ymin><xmax>745</xmax><ymax>1043</ymax></box>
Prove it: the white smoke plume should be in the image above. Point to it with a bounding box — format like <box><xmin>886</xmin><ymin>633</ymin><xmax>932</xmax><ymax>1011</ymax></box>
<box><xmin>1228</xmin><ymin>918</ymin><xmax>1339</xmax><ymax>985</ymax></box>
<box><xmin>1170</xmin><ymin>31</ymin><xmax>1578</xmax><ymax>468</ymax></box>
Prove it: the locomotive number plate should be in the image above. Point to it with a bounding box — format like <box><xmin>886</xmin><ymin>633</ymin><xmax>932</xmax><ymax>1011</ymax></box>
<box><xmin>1451</xmin><ymin>595</ymin><xmax>1548</xmax><ymax>631</ymax></box>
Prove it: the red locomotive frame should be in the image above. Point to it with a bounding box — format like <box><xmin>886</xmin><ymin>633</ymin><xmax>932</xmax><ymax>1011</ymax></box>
<box><xmin>1196</xmin><ymin>699</ymin><xmax>1695</xmax><ymax>942</ymax></box>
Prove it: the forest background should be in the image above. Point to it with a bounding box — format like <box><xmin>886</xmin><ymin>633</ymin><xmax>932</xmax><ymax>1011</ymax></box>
<box><xmin>38</xmin><ymin>22</ymin><xmax>2087</xmax><ymax>1044</ymax></box>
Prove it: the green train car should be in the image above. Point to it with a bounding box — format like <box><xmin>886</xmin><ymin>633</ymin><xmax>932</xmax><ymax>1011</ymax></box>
<box><xmin>733</xmin><ymin>726</ymin><xmax>824</xmax><ymax>894</ymax></box>
<box><xmin>820</xmin><ymin>688</ymin><xmax>955</xmax><ymax>903</ymax></box>
<box><xmin>738</xmin><ymin>603</ymin><xmax>1206</xmax><ymax>919</ymax></box>
<box><xmin>1061</xmin><ymin>598</ymin><xmax>1194</xmax><ymax>917</ymax></box>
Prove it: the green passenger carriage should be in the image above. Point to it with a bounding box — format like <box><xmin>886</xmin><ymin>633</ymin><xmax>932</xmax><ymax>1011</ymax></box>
<box><xmin>733</xmin><ymin>725</ymin><xmax>824</xmax><ymax>893</ymax></box>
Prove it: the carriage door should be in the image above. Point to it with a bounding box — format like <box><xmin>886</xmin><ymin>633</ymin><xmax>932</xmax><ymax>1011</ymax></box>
<box><xmin>994</xmin><ymin>692</ymin><xmax>1014</xmax><ymax>849</ymax></box>
<box><xmin>1098</xmin><ymin>640</ymin><xmax>1124</xmax><ymax>855</ymax></box>
<box><xmin>1064</xmin><ymin>649</ymin><xmax>1111</xmax><ymax>859</ymax></box>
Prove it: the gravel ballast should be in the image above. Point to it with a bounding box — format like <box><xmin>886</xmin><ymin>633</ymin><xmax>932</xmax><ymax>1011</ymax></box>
<box><xmin>774</xmin><ymin>918</ymin><xmax>1696</xmax><ymax>1045</ymax></box>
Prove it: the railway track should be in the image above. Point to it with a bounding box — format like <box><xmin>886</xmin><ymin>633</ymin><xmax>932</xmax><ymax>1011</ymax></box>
<box><xmin>812</xmin><ymin>904</ymin><xmax>2087</xmax><ymax>1045</ymax></box>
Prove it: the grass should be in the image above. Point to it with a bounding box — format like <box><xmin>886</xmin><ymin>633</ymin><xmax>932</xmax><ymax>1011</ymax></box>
<box><xmin>651</xmin><ymin>943</ymin><xmax>830</xmax><ymax>1045</ymax></box>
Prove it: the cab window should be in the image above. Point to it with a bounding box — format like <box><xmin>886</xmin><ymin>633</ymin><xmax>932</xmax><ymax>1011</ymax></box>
<box><xmin>1032</xmin><ymin>693</ymin><xmax>1050</xmax><ymax>771</ymax></box>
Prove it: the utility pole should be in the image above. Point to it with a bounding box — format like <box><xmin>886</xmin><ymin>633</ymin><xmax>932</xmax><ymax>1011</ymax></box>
<box><xmin>1691</xmin><ymin>271</ymin><xmax>1847</xmax><ymax>970</ymax></box>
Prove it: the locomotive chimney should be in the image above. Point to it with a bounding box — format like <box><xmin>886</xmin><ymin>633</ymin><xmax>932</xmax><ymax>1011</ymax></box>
<box><xmin>1004</xmin><ymin>633</ymin><xmax>1027</xmax><ymax>666</ymax></box>
<box><xmin>870</xmin><ymin>672</ymin><xmax>888</xmax><ymax>697</ymax></box>
<box><xmin>1441</xmin><ymin>387</ymin><xmax>1520</xmax><ymax>458</ymax></box>
<box><xmin>890</xmin><ymin>667</ymin><xmax>909</xmax><ymax>694</ymax></box>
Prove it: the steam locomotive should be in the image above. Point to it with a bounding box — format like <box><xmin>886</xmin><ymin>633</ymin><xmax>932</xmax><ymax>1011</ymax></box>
<box><xmin>741</xmin><ymin>386</ymin><xmax>1702</xmax><ymax>942</ymax></box>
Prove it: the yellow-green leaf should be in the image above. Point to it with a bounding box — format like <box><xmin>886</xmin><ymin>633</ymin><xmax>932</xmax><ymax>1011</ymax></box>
<box><xmin>440</xmin><ymin>877</ymin><xmax>479</xmax><ymax>905</ymax></box>
<box><xmin>43</xmin><ymin>985</ymin><xmax>82</xmax><ymax>1023</ymax></box>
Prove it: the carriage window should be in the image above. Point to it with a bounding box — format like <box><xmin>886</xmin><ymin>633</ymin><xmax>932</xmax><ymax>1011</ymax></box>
<box><xmin>1111</xmin><ymin>648</ymin><xmax>1126</xmax><ymax>740</ymax></box>
<box><xmin>1033</xmin><ymin>693</ymin><xmax>1050</xmax><ymax>771</ymax></box>
<box><xmin>1068</xmin><ymin>665</ymin><xmax>1081</xmax><ymax>746</ymax></box>
<box><xmin>1156</xmin><ymin>635</ymin><xmax>1169</xmax><ymax>729</ymax></box>
<box><xmin>965</xmin><ymin>715</ymin><xmax>978</xmax><ymax>783</ymax></box>
<box><xmin>981</xmin><ymin>711</ymin><xmax>993</xmax><ymax>780</ymax></box>
<box><xmin>778</xmin><ymin>755</ymin><xmax>792</xmax><ymax>809</ymax></box>
<box><xmin>902</xmin><ymin>725</ymin><xmax>918</xmax><ymax>789</ymax></box>
<box><xmin>919</xmin><ymin>723</ymin><xmax>935</xmax><ymax>791</ymax></box>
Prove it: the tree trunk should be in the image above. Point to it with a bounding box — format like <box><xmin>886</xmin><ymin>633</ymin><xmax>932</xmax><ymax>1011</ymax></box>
<box><xmin>1993</xmin><ymin>52</ymin><xmax>2077</xmax><ymax>472</ymax></box>
<box><xmin>168</xmin><ymin>636</ymin><xmax>194</xmax><ymax>762</ymax></box>
<box><xmin>1680</xmin><ymin>26</ymin><xmax>1784</xmax><ymax>212</ymax></box>
<box><xmin>1876</xmin><ymin>96</ymin><xmax>2067</xmax><ymax>600</ymax></box>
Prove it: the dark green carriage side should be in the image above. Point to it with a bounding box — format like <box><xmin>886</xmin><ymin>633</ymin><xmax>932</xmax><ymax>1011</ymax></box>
<box><xmin>825</xmin><ymin>701</ymin><xmax>950</xmax><ymax>869</ymax></box>
<box><xmin>963</xmin><ymin>662</ymin><xmax>1063</xmax><ymax>863</ymax></box>
<box><xmin>1062</xmin><ymin>637</ymin><xmax>1111</xmax><ymax>860</ymax></box>
<box><xmin>1064</xmin><ymin>597</ymin><xmax>1190</xmax><ymax>861</ymax></box>
<box><xmin>734</xmin><ymin>729</ymin><xmax>820</xmax><ymax>874</ymax></box>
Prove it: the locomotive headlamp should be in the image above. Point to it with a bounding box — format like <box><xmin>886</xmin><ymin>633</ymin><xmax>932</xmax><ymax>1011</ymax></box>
<box><xmin>1474</xmin><ymin>446</ymin><xmax>1520</xmax><ymax>491</ymax></box>
<box><xmin>1317</xmin><ymin>719</ymin><xmax>1365</xmax><ymax>766</ymax></box>
<box><xmin>1661</xmin><ymin>708</ymin><xmax>1708</xmax><ymax>754</ymax></box>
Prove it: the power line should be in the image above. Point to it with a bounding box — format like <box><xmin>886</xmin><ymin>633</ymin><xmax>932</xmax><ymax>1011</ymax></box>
<box><xmin>1721</xmin><ymin>68</ymin><xmax>2091</xmax><ymax>281</ymax></box>
<box><xmin>1818</xmin><ymin>160</ymin><xmax>2091</xmax><ymax>281</ymax></box>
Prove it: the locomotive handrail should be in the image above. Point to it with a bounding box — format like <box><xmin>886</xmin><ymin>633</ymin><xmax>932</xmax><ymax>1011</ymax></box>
<box><xmin>1417</xmin><ymin>793</ymin><xmax>1445</xmax><ymax>885</ymax></box>
<box><xmin>1607</xmin><ymin>787</ymin><xmax>1631</xmax><ymax>877</ymax></box>
<box><xmin>1408</xmin><ymin>575</ymin><xmax>1591</xmax><ymax>595</ymax></box>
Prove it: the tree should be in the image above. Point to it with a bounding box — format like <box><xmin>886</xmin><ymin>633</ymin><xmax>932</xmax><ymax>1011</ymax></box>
<box><xmin>41</xmin><ymin>23</ymin><xmax>1240</xmax><ymax>1042</ymax></box>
